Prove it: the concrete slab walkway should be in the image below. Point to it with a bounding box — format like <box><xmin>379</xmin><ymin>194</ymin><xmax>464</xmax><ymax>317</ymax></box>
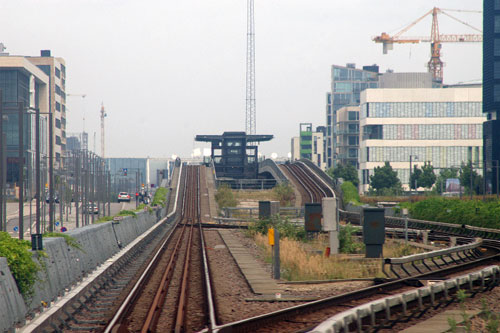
<box><xmin>218</xmin><ymin>229</ymin><xmax>281</xmax><ymax>295</ymax></box>
<box><xmin>401</xmin><ymin>309</ymin><xmax>480</xmax><ymax>333</ymax></box>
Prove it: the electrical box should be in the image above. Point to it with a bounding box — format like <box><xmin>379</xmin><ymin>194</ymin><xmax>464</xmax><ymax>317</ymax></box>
<box><xmin>362</xmin><ymin>207</ymin><xmax>385</xmax><ymax>258</ymax></box>
<box><xmin>259</xmin><ymin>201</ymin><xmax>280</xmax><ymax>219</ymax></box>
<box><xmin>305</xmin><ymin>203</ymin><xmax>322</xmax><ymax>232</ymax></box>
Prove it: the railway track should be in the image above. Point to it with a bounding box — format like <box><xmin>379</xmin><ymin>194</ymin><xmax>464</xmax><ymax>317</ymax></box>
<box><xmin>281</xmin><ymin>162</ymin><xmax>334</xmax><ymax>203</ymax></box>
<box><xmin>105</xmin><ymin>165</ymin><xmax>215</xmax><ymax>332</ymax></box>
<box><xmin>29</xmin><ymin>164</ymin><xmax>217</xmax><ymax>333</ymax></box>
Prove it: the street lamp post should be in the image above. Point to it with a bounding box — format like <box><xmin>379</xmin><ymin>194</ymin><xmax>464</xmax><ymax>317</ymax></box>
<box><xmin>409</xmin><ymin>155</ymin><xmax>418</xmax><ymax>195</ymax></box>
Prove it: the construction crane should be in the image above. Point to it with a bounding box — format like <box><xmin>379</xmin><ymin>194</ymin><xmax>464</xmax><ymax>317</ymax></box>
<box><xmin>67</xmin><ymin>93</ymin><xmax>88</xmax><ymax>150</ymax></box>
<box><xmin>373</xmin><ymin>7</ymin><xmax>482</xmax><ymax>83</ymax></box>
<box><xmin>100</xmin><ymin>103</ymin><xmax>107</xmax><ymax>158</ymax></box>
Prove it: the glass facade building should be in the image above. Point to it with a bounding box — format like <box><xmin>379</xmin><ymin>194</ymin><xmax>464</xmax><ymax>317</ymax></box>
<box><xmin>326</xmin><ymin>64</ymin><xmax>379</xmax><ymax>169</ymax></box>
<box><xmin>359</xmin><ymin>88</ymin><xmax>485</xmax><ymax>192</ymax></box>
<box><xmin>483</xmin><ymin>0</ymin><xmax>500</xmax><ymax>194</ymax></box>
<box><xmin>0</xmin><ymin>60</ymin><xmax>49</xmax><ymax>197</ymax></box>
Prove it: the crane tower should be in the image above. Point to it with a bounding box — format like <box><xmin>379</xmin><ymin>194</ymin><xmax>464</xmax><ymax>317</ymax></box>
<box><xmin>245</xmin><ymin>0</ymin><xmax>256</xmax><ymax>135</ymax></box>
<box><xmin>373</xmin><ymin>7</ymin><xmax>482</xmax><ymax>83</ymax></box>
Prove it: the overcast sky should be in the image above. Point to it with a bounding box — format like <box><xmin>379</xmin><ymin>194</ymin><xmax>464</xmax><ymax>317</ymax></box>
<box><xmin>0</xmin><ymin>0</ymin><xmax>483</xmax><ymax>159</ymax></box>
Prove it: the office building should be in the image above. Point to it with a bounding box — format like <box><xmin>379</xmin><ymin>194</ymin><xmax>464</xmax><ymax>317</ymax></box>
<box><xmin>28</xmin><ymin>50</ymin><xmax>67</xmax><ymax>168</ymax></box>
<box><xmin>291</xmin><ymin>124</ymin><xmax>326</xmax><ymax>170</ymax></box>
<box><xmin>359</xmin><ymin>87</ymin><xmax>485</xmax><ymax>193</ymax></box>
<box><xmin>326</xmin><ymin>64</ymin><xmax>379</xmax><ymax>169</ymax></box>
<box><xmin>483</xmin><ymin>0</ymin><xmax>500</xmax><ymax>194</ymax></box>
<box><xmin>335</xmin><ymin>106</ymin><xmax>360</xmax><ymax>168</ymax></box>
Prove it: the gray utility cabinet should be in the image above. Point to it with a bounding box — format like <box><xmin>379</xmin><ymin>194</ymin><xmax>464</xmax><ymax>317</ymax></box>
<box><xmin>362</xmin><ymin>207</ymin><xmax>385</xmax><ymax>258</ymax></box>
<box><xmin>305</xmin><ymin>203</ymin><xmax>322</xmax><ymax>232</ymax></box>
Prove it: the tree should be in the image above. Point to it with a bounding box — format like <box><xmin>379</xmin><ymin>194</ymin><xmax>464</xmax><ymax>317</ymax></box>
<box><xmin>434</xmin><ymin>167</ymin><xmax>459</xmax><ymax>194</ymax></box>
<box><xmin>369</xmin><ymin>161</ymin><xmax>401</xmax><ymax>193</ymax></box>
<box><xmin>409</xmin><ymin>165</ymin><xmax>422</xmax><ymax>190</ymax></box>
<box><xmin>327</xmin><ymin>163</ymin><xmax>359</xmax><ymax>188</ymax></box>
<box><xmin>460</xmin><ymin>162</ymin><xmax>483</xmax><ymax>195</ymax></box>
<box><xmin>410</xmin><ymin>162</ymin><xmax>436</xmax><ymax>189</ymax></box>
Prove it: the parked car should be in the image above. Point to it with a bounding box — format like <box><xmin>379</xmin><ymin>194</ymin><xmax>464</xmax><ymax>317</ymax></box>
<box><xmin>84</xmin><ymin>203</ymin><xmax>99</xmax><ymax>214</ymax></box>
<box><xmin>45</xmin><ymin>193</ymin><xmax>60</xmax><ymax>203</ymax></box>
<box><xmin>117</xmin><ymin>192</ymin><xmax>131</xmax><ymax>202</ymax></box>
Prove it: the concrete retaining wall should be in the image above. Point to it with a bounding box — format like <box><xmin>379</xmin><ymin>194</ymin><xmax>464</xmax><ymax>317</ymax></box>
<box><xmin>0</xmin><ymin>208</ymin><xmax>163</xmax><ymax>332</ymax></box>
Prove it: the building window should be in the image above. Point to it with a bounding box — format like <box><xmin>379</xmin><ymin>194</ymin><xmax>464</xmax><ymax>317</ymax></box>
<box><xmin>62</xmin><ymin>104</ymin><xmax>65</xmax><ymax>112</ymax></box>
<box><xmin>495</xmin><ymin>16</ymin><xmax>500</xmax><ymax>33</ymax></box>
<box><xmin>363</xmin><ymin>125</ymin><xmax>383</xmax><ymax>140</ymax></box>
<box><xmin>496</xmin><ymin>0</ymin><xmax>500</xmax><ymax>10</ymax></box>
<box><xmin>495</xmin><ymin>39</ymin><xmax>500</xmax><ymax>57</ymax></box>
<box><xmin>55</xmin><ymin>102</ymin><xmax>61</xmax><ymax>111</ymax></box>
<box><xmin>55</xmin><ymin>119</ymin><xmax>61</xmax><ymax>129</ymax></box>
<box><xmin>348</xmin><ymin>136</ymin><xmax>359</xmax><ymax>146</ymax></box>
<box><xmin>495</xmin><ymin>85</ymin><xmax>500</xmax><ymax>102</ymax></box>
<box><xmin>56</xmin><ymin>136</ymin><xmax>61</xmax><ymax>145</ymax></box>
<box><xmin>55</xmin><ymin>67</ymin><xmax>60</xmax><ymax>78</ymax></box>
<box><xmin>348</xmin><ymin>111</ymin><xmax>359</xmax><ymax>121</ymax></box>
<box><xmin>55</xmin><ymin>85</ymin><xmax>61</xmax><ymax>96</ymax></box>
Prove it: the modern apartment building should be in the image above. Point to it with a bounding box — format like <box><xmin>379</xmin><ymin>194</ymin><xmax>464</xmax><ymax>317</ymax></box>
<box><xmin>326</xmin><ymin>64</ymin><xmax>379</xmax><ymax>169</ymax></box>
<box><xmin>0</xmin><ymin>55</ymin><xmax>50</xmax><ymax>194</ymax></box>
<box><xmin>291</xmin><ymin>123</ymin><xmax>326</xmax><ymax>170</ymax></box>
<box><xmin>483</xmin><ymin>0</ymin><xmax>500</xmax><ymax>194</ymax></box>
<box><xmin>359</xmin><ymin>87</ymin><xmax>485</xmax><ymax>193</ymax></box>
<box><xmin>335</xmin><ymin>106</ymin><xmax>360</xmax><ymax>168</ymax></box>
<box><xmin>28</xmin><ymin>50</ymin><xmax>67</xmax><ymax>168</ymax></box>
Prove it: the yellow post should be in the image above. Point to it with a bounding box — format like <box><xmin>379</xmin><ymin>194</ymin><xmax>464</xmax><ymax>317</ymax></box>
<box><xmin>268</xmin><ymin>228</ymin><xmax>275</xmax><ymax>246</ymax></box>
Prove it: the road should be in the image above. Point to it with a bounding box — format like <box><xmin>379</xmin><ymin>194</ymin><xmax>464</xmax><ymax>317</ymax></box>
<box><xmin>5</xmin><ymin>200</ymin><xmax>137</xmax><ymax>239</ymax></box>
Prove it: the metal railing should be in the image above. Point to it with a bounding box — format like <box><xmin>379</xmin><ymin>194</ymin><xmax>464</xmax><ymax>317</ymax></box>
<box><xmin>312</xmin><ymin>265</ymin><xmax>500</xmax><ymax>333</ymax></box>
<box><xmin>384</xmin><ymin>238</ymin><xmax>484</xmax><ymax>278</ymax></box>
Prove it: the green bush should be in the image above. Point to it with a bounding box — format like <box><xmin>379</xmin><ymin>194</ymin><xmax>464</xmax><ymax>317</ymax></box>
<box><xmin>341</xmin><ymin>181</ymin><xmax>361</xmax><ymax>206</ymax></box>
<box><xmin>409</xmin><ymin>197</ymin><xmax>500</xmax><ymax>229</ymax></box>
<box><xmin>95</xmin><ymin>216</ymin><xmax>113</xmax><ymax>223</ymax></box>
<box><xmin>215</xmin><ymin>184</ymin><xmax>238</xmax><ymax>209</ymax></box>
<box><xmin>0</xmin><ymin>232</ymin><xmax>42</xmax><ymax>299</ymax></box>
<box><xmin>152</xmin><ymin>187</ymin><xmax>168</xmax><ymax>207</ymax></box>
<box><xmin>273</xmin><ymin>182</ymin><xmax>295</xmax><ymax>207</ymax></box>
<box><xmin>248</xmin><ymin>215</ymin><xmax>306</xmax><ymax>241</ymax></box>
<box><xmin>339</xmin><ymin>223</ymin><xmax>364</xmax><ymax>253</ymax></box>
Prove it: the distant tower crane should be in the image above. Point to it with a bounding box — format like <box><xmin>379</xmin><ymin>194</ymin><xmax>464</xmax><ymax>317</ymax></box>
<box><xmin>373</xmin><ymin>7</ymin><xmax>482</xmax><ymax>83</ymax></box>
<box><xmin>245</xmin><ymin>0</ymin><xmax>256</xmax><ymax>135</ymax></box>
<box><xmin>100</xmin><ymin>103</ymin><xmax>107</xmax><ymax>158</ymax></box>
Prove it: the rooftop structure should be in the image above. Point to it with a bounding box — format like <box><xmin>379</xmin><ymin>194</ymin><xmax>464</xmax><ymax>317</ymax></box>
<box><xmin>195</xmin><ymin>131</ymin><xmax>273</xmax><ymax>179</ymax></box>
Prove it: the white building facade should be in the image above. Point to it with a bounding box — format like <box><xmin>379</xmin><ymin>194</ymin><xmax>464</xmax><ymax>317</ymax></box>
<box><xmin>359</xmin><ymin>87</ymin><xmax>485</xmax><ymax>193</ymax></box>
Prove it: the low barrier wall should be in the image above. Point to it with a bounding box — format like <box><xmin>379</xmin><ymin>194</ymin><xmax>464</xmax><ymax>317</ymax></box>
<box><xmin>0</xmin><ymin>207</ymin><xmax>165</xmax><ymax>332</ymax></box>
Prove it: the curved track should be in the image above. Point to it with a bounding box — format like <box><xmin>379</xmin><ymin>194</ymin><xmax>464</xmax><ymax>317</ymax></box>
<box><xmin>281</xmin><ymin>162</ymin><xmax>334</xmax><ymax>204</ymax></box>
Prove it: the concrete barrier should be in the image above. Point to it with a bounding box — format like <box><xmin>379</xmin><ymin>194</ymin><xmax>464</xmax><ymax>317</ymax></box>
<box><xmin>0</xmin><ymin>208</ymin><xmax>163</xmax><ymax>332</ymax></box>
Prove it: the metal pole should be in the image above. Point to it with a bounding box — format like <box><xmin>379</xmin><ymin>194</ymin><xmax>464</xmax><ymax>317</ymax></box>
<box><xmin>48</xmin><ymin>110</ymin><xmax>54</xmax><ymax>232</ymax></box>
<box><xmin>75</xmin><ymin>152</ymin><xmax>79</xmax><ymax>228</ymax></box>
<box><xmin>470</xmin><ymin>161</ymin><xmax>473</xmax><ymax>200</ymax></box>
<box><xmin>35</xmin><ymin>107</ymin><xmax>41</xmax><ymax>236</ymax></box>
<box><xmin>0</xmin><ymin>92</ymin><xmax>3</xmax><ymax>231</ymax></box>
<box><xmin>18</xmin><ymin>102</ymin><xmax>24</xmax><ymax>239</ymax></box>
<box><xmin>107</xmin><ymin>171</ymin><xmax>111</xmax><ymax>216</ymax></box>
<box><xmin>497</xmin><ymin>160</ymin><xmax>499</xmax><ymax>199</ymax></box>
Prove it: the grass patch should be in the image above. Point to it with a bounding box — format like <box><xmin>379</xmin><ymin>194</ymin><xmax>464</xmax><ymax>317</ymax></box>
<box><xmin>251</xmin><ymin>231</ymin><xmax>425</xmax><ymax>281</ymax></box>
<box><xmin>95</xmin><ymin>216</ymin><xmax>113</xmax><ymax>223</ymax></box>
<box><xmin>215</xmin><ymin>184</ymin><xmax>238</xmax><ymax>211</ymax></box>
<box><xmin>233</xmin><ymin>189</ymin><xmax>276</xmax><ymax>202</ymax></box>
<box><xmin>152</xmin><ymin>187</ymin><xmax>168</xmax><ymax>207</ymax></box>
<box><xmin>117</xmin><ymin>210</ymin><xmax>137</xmax><ymax>218</ymax></box>
<box><xmin>43</xmin><ymin>232</ymin><xmax>84</xmax><ymax>251</ymax></box>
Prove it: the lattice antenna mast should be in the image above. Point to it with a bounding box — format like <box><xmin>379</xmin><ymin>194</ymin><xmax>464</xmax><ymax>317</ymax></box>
<box><xmin>245</xmin><ymin>0</ymin><xmax>256</xmax><ymax>135</ymax></box>
<box><xmin>100</xmin><ymin>103</ymin><xmax>107</xmax><ymax>158</ymax></box>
